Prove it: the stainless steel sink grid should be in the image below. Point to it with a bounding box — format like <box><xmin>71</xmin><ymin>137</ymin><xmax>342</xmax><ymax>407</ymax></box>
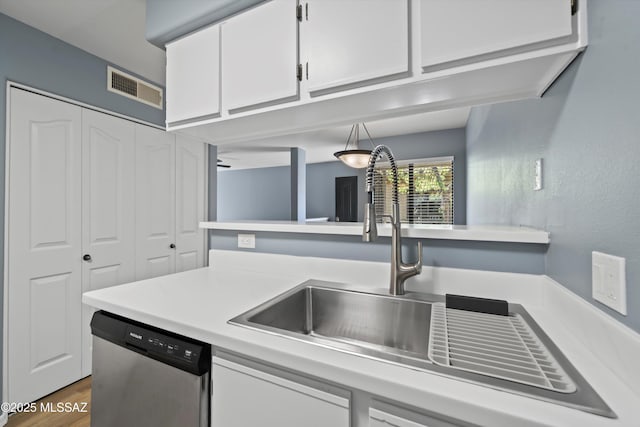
<box><xmin>230</xmin><ymin>280</ymin><xmax>615</xmax><ymax>418</ymax></box>
<box><xmin>428</xmin><ymin>304</ymin><xmax>576</xmax><ymax>393</ymax></box>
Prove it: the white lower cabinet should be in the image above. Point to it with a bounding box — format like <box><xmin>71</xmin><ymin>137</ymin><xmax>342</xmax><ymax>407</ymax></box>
<box><xmin>370</xmin><ymin>409</ymin><xmax>426</xmax><ymax>427</ymax></box>
<box><xmin>211</xmin><ymin>356</ymin><xmax>350</xmax><ymax>427</ymax></box>
<box><xmin>369</xmin><ymin>400</ymin><xmax>470</xmax><ymax>427</ymax></box>
<box><xmin>209</xmin><ymin>353</ymin><xmax>474</xmax><ymax>427</ymax></box>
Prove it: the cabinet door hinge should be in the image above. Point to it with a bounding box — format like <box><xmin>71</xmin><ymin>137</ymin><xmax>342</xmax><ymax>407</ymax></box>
<box><xmin>571</xmin><ymin>0</ymin><xmax>577</xmax><ymax>15</ymax></box>
<box><xmin>296</xmin><ymin>4</ymin><xmax>303</xmax><ymax>21</ymax></box>
<box><xmin>297</xmin><ymin>64</ymin><xmax>303</xmax><ymax>81</ymax></box>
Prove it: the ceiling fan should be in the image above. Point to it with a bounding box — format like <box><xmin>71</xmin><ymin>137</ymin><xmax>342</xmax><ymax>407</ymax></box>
<box><xmin>217</xmin><ymin>158</ymin><xmax>231</xmax><ymax>168</ymax></box>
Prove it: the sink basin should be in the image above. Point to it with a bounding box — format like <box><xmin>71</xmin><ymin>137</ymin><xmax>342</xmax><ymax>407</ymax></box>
<box><xmin>230</xmin><ymin>280</ymin><xmax>615</xmax><ymax>418</ymax></box>
<box><xmin>243</xmin><ymin>282</ymin><xmax>432</xmax><ymax>360</ymax></box>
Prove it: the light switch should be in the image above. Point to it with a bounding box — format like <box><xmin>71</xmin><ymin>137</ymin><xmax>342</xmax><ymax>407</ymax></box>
<box><xmin>592</xmin><ymin>251</ymin><xmax>627</xmax><ymax>315</ymax></box>
<box><xmin>534</xmin><ymin>158</ymin><xmax>543</xmax><ymax>191</ymax></box>
<box><xmin>238</xmin><ymin>233</ymin><xmax>255</xmax><ymax>249</ymax></box>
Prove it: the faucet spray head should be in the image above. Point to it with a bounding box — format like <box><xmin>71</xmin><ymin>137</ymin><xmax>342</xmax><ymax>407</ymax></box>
<box><xmin>363</xmin><ymin>192</ymin><xmax>378</xmax><ymax>242</ymax></box>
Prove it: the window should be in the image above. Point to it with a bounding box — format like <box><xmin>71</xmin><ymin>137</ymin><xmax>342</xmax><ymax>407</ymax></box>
<box><xmin>373</xmin><ymin>157</ymin><xmax>454</xmax><ymax>224</ymax></box>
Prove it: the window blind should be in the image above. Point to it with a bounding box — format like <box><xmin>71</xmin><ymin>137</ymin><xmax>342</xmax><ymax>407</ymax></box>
<box><xmin>372</xmin><ymin>157</ymin><xmax>454</xmax><ymax>224</ymax></box>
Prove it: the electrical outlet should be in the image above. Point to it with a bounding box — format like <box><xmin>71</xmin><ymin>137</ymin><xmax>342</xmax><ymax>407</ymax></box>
<box><xmin>238</xmin><ymin>233</ymin><xmax>255</xmax><ymax>249</ymax></box>
<box><xmin>592</xmin><ymin>251</ymin><xmax>627</xmax><ymax>315</ymax></box>
<box><xmin>534</xmin><ymin>158</ymin><xmax>543</xmax><ymax>191</ymax></box>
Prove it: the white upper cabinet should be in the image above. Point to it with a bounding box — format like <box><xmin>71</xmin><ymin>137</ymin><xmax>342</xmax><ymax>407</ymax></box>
<box><xmin>166</xmin><ymin>24</ymin><xmax>220</xmax><ymax>125</ymax></box>
<box><xmin>165</xmin><ymin>0</ymin><xmax>585</xmax><ymax>140</ymax></box>
<box><xmin>222</xmin><ymin>0</ymin><xmax>299</xmax><ymax>111</ymax></box>
<box><xmin>302</xmin><ymin>0</ymin><xmax>410</xmax><ymax>95</ymax></box>
<box><xmin>420</xmin><ymin>0</ymin><xmax>573</xmax><ymax>70</ymax></box>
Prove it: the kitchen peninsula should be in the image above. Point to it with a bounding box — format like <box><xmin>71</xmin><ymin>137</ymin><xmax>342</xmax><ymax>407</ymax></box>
<box><xmin>83</xmin><ymin>250</ymin><xmax>640</xmax><ymax>427</ymax></box>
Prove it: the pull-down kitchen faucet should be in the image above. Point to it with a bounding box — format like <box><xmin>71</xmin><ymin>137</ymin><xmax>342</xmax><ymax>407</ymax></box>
<box><xmin>363</xmin><ymin>145</ymin><xmax>422</xmax><ymax>295</ymax></box>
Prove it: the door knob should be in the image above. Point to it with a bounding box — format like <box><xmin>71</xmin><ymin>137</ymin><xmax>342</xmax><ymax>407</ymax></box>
<box><xmin>169</xmin><ymin>243</ymin><xmax>176</xmax><ymax>249</ymax></box>
<box><xmin>83</xmin><ymin>254</ymin><xmax>92</xmax><ymax>262</ymax></box>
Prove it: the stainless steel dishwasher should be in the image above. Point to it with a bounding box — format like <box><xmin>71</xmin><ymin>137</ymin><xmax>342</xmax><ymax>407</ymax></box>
<box><xmin>90</xmin><ymin>311</ymin><xmax>210</xmax><ymax>427</ymax></box>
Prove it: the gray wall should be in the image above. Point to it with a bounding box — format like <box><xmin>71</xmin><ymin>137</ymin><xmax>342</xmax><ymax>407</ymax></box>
<box><xmin>218</xmin><ymin>166</ymin><xmax>291</xmax><ymax>220</ymax></box>
<box><xmin>210</xmin><ymin>231</ymin><xmax>545</xmax><ymax>275</ymax></box>
<box><xmin>306</xmin><ymin>160</ymin><xmax>366</xmax><ymax>221</ymax></box>
<box><xmin>0</xmin><ymin>12</ymin><xmax>165</xmax><ymax>402</ymax></box>
<box><xmin>218</xmin><ymin>128</ymin><xmax>467</xmax><ymax>223</ymax></box>
<box><xmin>466</xmin><ymin>0</ymin><xmax>640</xmax><ymax>332</ymax></box>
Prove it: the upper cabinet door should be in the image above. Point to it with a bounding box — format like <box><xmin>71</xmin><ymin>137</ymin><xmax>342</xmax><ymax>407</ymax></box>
<box><xmin>420</xmin><ymin>0</ymin><xmax>573</xmax><ymax>70</ymax></box>
<box><xmin>222</xmin><ymin>0</ymin><xmax>299</xmax><ymax>112</ymax></box>
<box><xmin>303</xmin><ymin>0</ymin><xmax>410</xmax><ymax>95</ymax></box>
<box><xmin>166</xmin><ymin>24</ymin><xmax>220</xmax><ymax>125</ymax></box>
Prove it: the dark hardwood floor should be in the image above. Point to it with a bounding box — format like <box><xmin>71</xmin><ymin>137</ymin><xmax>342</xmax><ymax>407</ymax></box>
<box><xmin>6</xmin><ymin>377</ymin><xmax>91</xmax><ymax>427</ymax></box>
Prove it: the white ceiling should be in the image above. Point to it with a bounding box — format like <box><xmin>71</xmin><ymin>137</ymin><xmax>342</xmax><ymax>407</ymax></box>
<box><xmin>0</xmin><ymin>0</ymin><xmax>166</xmax><ymax>85</ymax></box>
<box><xmin>0</xmin><ymin>0</ymin><xmax>470</xmax><ymax>169</ymax></box>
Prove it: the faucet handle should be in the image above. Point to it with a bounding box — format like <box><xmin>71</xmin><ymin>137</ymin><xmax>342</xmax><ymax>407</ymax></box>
<box><xmin>415</xmin><ymin>241</ymin><xmax>423</xmax><ymax>273</ymax></box>
<box><xmin>363</xmin><ymin>202</ymin><xmax>378</xmax><ymax>242</ymax></box>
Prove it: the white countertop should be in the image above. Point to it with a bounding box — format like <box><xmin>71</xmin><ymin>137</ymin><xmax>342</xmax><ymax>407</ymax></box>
<box><xmin>83</xmin><ymin>251</ymin><xmax>638</xmax><ymax>427</ymax></box>
<box><xmin>200</xmin><ymin>221</ymin><xmax>550</xmax><ymax>244</ymax></box>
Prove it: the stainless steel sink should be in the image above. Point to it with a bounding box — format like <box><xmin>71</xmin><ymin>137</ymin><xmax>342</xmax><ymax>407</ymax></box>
<box><xmin>230</xmin><ymin>280</ymin><xmax>615</xmax><ymax>418</ymax></box>
<box><xmin>243</xmin><ymin>281</ymin><xmax>432</xmax><ymax>359</ymax></box>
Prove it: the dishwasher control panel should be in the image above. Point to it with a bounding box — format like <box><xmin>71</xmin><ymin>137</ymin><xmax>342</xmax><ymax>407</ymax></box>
<box><xmin>125</xmin><ymin>326</ymin><xmax>202</xmax><ymax>363</ymax></box>
<box><xmin>91</xmin><ymin>310</ymin><xmax>210</xmax><ymax>375</ymax></box>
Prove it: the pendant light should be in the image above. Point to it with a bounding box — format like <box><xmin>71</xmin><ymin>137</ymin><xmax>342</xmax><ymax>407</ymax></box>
<box><xmin>334</xmin><ymin>123</ymin><xmax>376</xmax><ymax>169</ymax></box>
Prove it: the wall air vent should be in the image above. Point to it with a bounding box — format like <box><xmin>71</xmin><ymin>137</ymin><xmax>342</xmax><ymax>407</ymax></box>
<box><xmin>107</xmin><ymin>66</ymin><xmax>163</xmax><ymax>110</ymax></box>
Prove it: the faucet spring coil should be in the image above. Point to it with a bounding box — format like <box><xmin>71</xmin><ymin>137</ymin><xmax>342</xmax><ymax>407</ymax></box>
<box><xmin>366</xmin><ymin>145</ymin><xmax>398</xmax><ymax>204</ymax></box>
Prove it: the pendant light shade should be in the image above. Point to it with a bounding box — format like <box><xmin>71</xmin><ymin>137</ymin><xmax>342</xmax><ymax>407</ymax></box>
<box><xmin>333</xmin><ymin>148</ymin><xmax>372</xmax><ymax>168</ymax></box>
<box><xmin>334</xmin><ymin>123</ymin><xmax>375</xmax><ymax>169</ymax></box>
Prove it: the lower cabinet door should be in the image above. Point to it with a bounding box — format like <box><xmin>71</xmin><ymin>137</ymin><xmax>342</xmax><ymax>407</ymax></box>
<box><xmin>370</xmin><ymin>408</ymin><xmax>428</xmax><ymax>427</ymax></box>
<box><xmin>369</xmin><ymin>401</ymin><xmax>470</xmax><ymax>427</ymax></box>
<box><xmin>212</xmin><ymin>357</ymin><xmax>350</xmax><ymax>427</ymax></box>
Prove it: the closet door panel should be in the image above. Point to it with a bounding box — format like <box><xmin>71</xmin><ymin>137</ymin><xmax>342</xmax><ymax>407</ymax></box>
<box><xmin>135</xmin><ymin>125</ymin><xmax>176</xmax><ymax>279</ymax></box>
<box><xmin>175</xmin><ymin>136</ymin><xmax>206</xmax><ymax>273</ymax></box>
<box><xmin>80</xmin><ymin>109</ymin><xmax>136</xmax><ymax>376</ymax></box>
<box><xmin>7</xmin><ymin>88</ymin><xmax>83</xmax><ymax>403</ymax></box>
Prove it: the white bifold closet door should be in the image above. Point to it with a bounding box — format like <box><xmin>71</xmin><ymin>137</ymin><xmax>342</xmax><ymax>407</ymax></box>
<box><xmin>174</xmin><ymin>135</ymin><xmax>206</xmax><ymax>272</ymax></box>
<box><xmin>7</xmin><ymin>88</ymin><xmax>206</xmax><ymax>403</ymax></box>
<box><xmin>80</xmin><ymin>108</ymin><xmax>136</xmax><ymax>377</ymax></box>
<box><xmin>135</xmin><ymin>127</ymin><xmax>206</xmax><ymax>279</ymax></box>
<box><xmin>135</xmin><ymin>125</ymin><xmax>176</xmax><ymax>279</ymax></box>
<box><xmin>7</xmin><ymin>89</ymin><xmax>83</xmax><ymax>404</ymax></box>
